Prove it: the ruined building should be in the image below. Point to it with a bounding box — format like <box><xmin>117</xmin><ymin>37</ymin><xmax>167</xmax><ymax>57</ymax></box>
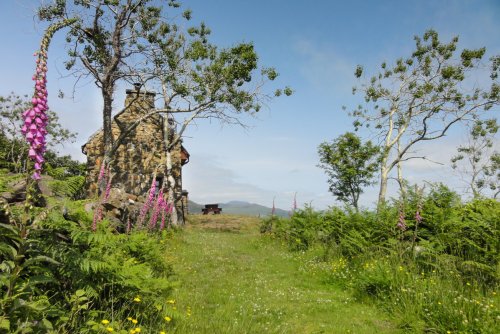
<box><xmin>82</xmin><ymin>87</ymin><xmax>190</xmax><ymax>220</ymax></box>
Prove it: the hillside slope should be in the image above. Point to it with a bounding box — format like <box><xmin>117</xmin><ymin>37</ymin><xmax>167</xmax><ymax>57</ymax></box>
<box><xmin>188</xmin><ymin>200</ymin><xmax>289</xmax><ymax>217</ymax></box>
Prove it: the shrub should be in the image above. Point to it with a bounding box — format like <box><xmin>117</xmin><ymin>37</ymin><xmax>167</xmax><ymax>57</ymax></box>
<box><xmin>0</xmin><ymin>200</ymin><xmax>174</xmax><ymax>332</ymax></box>
<box><xmin>261</xmin><ymin>188</ymin><xmax>500</xmax><ymax>333</ymax></box>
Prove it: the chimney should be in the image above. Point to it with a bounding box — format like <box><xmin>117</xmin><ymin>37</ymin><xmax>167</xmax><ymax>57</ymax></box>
<box><xmin>125</xmin><ymin>84</ymin><xmax>156</xmax><ymax>109</ymax></box>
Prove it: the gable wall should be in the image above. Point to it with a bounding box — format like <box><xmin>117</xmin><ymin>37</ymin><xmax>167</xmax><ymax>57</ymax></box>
<box><xmin>83</xmin><ymin>91</ymin><xmax>184</xmax><ymax>201</ymax></box>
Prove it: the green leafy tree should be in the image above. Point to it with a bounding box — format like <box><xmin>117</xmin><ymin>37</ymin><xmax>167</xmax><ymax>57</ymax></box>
<box><xmin>0</xmin><ymin>93</ymin><xmax>77</xmax><ymax>173</ymax></box>
<box><xmin>318</xmin><ymin>132</ymin><xmax>380</xmax><ymax>210</ymax></box>
<box><xmin>38</xmin><ymin>0</ymin><xmax>290</xmax><ymax>224</ymax></box>
<box><xmin>128</xmin><ymin>10</ymin><xmax>289</xmax><ymax>224</ymax></box>
<box><xmin>451</xmin><ymin>119</ymin><xmax>499</xmax><ymax>198</ymax></box>
<box><xmin>350</xmin><ymin>30</ymin><xmax>499</xmax><ymax>205</ymax></box>
<box><xmin>37</xmin><ymin>0</ymin><xmax>174</xmax><ymax>158</ymax></box>
<box><xmin>37</xmin><ymin>0</ymin><xmax>289</xmax><ymax>159</ymax></box>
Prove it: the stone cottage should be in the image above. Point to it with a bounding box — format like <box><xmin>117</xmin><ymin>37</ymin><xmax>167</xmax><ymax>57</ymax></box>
<box><xmin>82</xmin><ymin>86</ymin><xmax>190</xmax><ymax>220</ymax></box>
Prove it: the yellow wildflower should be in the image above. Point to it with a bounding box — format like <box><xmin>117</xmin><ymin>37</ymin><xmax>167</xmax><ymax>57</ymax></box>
<box><xmin>133</xmin><ymin>296</ymin><xmax>141</xmax><ymax>302</ymax></box>
<box><xmin>127</xmin><ymin>317</ymin><xmax>133</xmax><ymax>321</ymax></box>
<box><xmin>134</xmin><ymin>328</ymin><xmax>141</xmax><ymax>333</ymax></box>
<box><xmin>132</xmin><ymin>319</ymin><xmax>138</xmax><ymax>324</ymax></box>
<box><xmin>160</xmin><ymin>332</ymin><xmax>167</xmax><ymax>334</ymax></box>
<box><xmin>101</xmin><ymin>319</ymin><xmax>110</xmax><ymax>325</ymax></box>
<box><xmin>167</xmin><ymin>299</ymin><xmax>175</xmax><ymax>304</ymax></box>
<box><xmin>164</xmin><ymin>316</ymin><xmax>172</xmax><ymax>322</ymax></box>
<box><xmin>106</xmin><ymin>327</ymin><xmax>114</xmax><ymax>332</ymax></box>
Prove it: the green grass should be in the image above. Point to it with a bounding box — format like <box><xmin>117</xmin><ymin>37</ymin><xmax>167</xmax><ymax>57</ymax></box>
<box><xmin>165</xmin><ymin>215</ymin><xmax>401</xmax><ymax>333</ymax></box>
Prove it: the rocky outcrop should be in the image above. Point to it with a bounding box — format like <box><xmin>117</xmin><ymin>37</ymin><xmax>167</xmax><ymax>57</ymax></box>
<box><xmin>0</xmin><ymin>177</ymin><xmax>48</xmax><ymax>207</ymax></box>
<box><xmin>86</xmin><ymin>186</ymin><xmax>166</xmax><ymax>231</ymax></box>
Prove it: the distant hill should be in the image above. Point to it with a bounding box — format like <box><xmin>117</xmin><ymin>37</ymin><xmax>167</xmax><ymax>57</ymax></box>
<box><xmin>188</xmin><ymin>200</ymin><xmax>289</xmax><ymax>217</ymax></box>
<box><xmin>187</xmin><ymin>200</ymin><xmax>204</xmax><ymax>214</ymax></box>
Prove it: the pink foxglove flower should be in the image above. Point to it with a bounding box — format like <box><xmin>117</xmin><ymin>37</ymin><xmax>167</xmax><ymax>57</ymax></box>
<box><xmin>97</xmin><ymin>161</ymin><xmax>106</xmax><ymax>185</ymax></box>
<box><xmin>159</xmin><ymin>208</ymin><xmax>167</xmax><ymax>231</ymax></box>
<box><xmin>92</xmin><ymin>207</ymin><xmax>102</xmax><ymax>232</ymax></box>
<box><xmin>159</xmin><ymin>200</ymin><xmax>172</xmax><ymax>231</ymax></box>
<box><xmin>397</xmin><ymin>208</ymin><xmax>407</xmax><ymax>231</ymax></box>
<box><xmin>415</xmin><ymin>199</ymin><xmax>423</xmax><ymax>226</ymax></box>
<box><xmin>415</xmin><ymin>209</ymin><xmax>422</xmax><ymax>225</ymax></box>
<box><xmin>23</xmin><ymin>19</ymin><xmax>76</xmax><ymax>181</ymax></box>
<box><xmin>137</xmin><ymin>177</ymin><xmax>157</xmax><ymax>228</ymax></box>
<box><xmin>23</xmin><ymin>50</ymin><xmax>49</xmax><ymax>180</ymax></box>
<box><xmin>149</xmin><ymin>188</ymin><xmax>164</xmax><ymax>230</ymax></box>
<box><xmin>103</xmin><ymin>171</ymin><xmax>112</xmax><ymax>202</ymax></box>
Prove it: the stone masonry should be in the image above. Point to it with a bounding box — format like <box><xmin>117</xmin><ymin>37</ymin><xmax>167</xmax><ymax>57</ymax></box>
<box><xmin>82</xmin><ymin>88</ymin><xmax>189</xmax><ymax>218</ymax></box>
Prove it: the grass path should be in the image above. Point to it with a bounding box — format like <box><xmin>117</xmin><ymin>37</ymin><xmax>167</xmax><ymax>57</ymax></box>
<box><xmin>166</xmin><ymin>215</ymin><xmax>401</xmax><ymax>334</ymax></box>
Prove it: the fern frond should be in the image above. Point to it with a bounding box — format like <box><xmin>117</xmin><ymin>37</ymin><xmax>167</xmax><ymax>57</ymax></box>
<box><xmin>48</xmin><ymin>176</ymin><xmax>85</xmax><ymax>199</ymax></box>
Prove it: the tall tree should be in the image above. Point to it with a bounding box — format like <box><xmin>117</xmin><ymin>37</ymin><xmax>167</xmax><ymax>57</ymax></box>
<box><xmin>318</xmin><ymin>132</ymin><xmax>380</xmax><ymax>210</ymax></box>
<box><xmin>123</xmin><ymin>15</ymin><xmax>289</xmax><ymax>224</ymax></box>
<box><xmin>37</xmin><ymin>0</ymin><xmax>186</xmax><ymax>160</ymax></box>
<box><xmin>451</xmin><ymin>119</ymin><xmax>499</xmax><ymax>198</ymax></box>
<box><xmin>38</xmin><ymin>0</ymin><xmax>289</xmax><ymax>224</ymax></box>
<box><xmin>350</xmin><ymin>30</ymin><xmax>499</xmax><ymax>205</ymax></box>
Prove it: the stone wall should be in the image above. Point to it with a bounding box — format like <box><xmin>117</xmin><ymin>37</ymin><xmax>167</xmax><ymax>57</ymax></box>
<box><xmin>82</xmin><ymin>89</ymin><xmax>186</xmax><ymax>214</ymax></box>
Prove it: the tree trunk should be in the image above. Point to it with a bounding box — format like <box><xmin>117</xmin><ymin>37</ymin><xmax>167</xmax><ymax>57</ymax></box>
<box><xmin>397</xmin><ymin>140</ymin><xmax>406</xmax><ymax>199</ymax></box>
<box><xmin>164</xmin><ymin>115</ymin><xmax>183</xmax><ymax>226</ymax></box>
<box><xmin>165</xmin><ymin>148</ymin><xmax>179</xmax><ymax>226</ymax></box>
<box><xmin>397</xmin><ymin>161</ymin><xmax>405</xmax><ymax>198</ymax></box>
<box><xmin>378</xmin><ymin>152</ymin><xmax>389</xmax><ymax>206</ymax></box>
<box><xmin>351</xmin><ymin>186</ymin><xmax>359</xmax><ymax>212</ymax></box>
<box><xmin>353</xmin><ymin>199</ymin><xmax>359</xmax><ymax>212</ymax></box>
<box><xmin>102</xmin><ymin>88</ymin><xmax>114</xmax><ymax>158</ymax></box>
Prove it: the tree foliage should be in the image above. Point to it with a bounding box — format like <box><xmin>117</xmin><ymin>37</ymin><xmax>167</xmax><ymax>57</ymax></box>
<box><xmin>37</xmin><ymin>0</ymin><xmax>290</xmax><ymax>160</ymax></box>
<box><xmin>451</xmin><ymin>119</ymin><xmax>499</xmax><ymax>198</ymax></box>
<box><xmin>351</xmin><ymin>29</ymin><xmax>499</xmax><ymax>204</ymax></box>
<box><xmin>318</xmin><ymin>132</ymin><xmax>380</xmax><ymax>210</ymax></box>
<box><xmin>38</xmin><ymin>0</ymin><xmax>176</xmax><ymax>156</ymax></box>
<box><xmin>37</xmin><ymin>0</ymin><xmax>290</xmax><ymax>225</ymax></box>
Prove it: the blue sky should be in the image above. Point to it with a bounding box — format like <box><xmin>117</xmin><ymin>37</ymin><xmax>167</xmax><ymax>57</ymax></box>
<box><xmin>1</xmin><ymin>0</ymin><xmax>499</xmax><ymax>210</ymax></box>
